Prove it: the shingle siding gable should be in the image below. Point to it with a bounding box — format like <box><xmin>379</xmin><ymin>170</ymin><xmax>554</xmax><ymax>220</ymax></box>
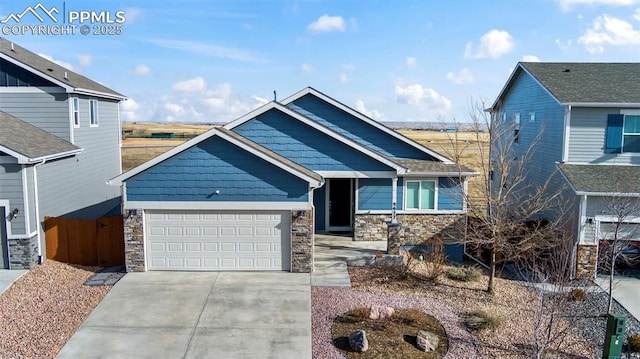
<box><xmin>126</xmin><ymin>136</ymin><xmax>310</xmax><ymax>202</ymax></box>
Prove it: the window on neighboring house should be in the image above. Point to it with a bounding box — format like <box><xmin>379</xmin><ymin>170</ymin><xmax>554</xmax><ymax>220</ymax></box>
<box><xmin>72</xmin><ymin>98</ymin><xmax>79</xmax><ymax>128</ymax></box>
<box><xmin>405</xmin><ymin>180</ymin><xmax>435</xmax><ymax>210</ymax></box>
<box><xmin>606</xmin><ymin>113</ymin><xmax>640</xmax><ymax>153</ymax></box>
<box><xmin>513</xmin><ymin>113</ymin><xmax>520</xmax><ymax>143</ymax></box>
<box><xmin>90</xmin><ymin>99</ymin><xmax>99</xmax><ymax>127</ymax></box>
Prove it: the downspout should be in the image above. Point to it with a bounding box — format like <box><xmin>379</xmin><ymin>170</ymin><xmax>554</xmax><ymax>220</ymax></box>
<box><xmin>32</xmin><ymin>158</ymin><xmax>47</xmax><ymax>264</ymax></box>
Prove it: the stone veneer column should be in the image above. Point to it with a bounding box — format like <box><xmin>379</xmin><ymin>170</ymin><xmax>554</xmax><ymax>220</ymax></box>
<box><xmin>291</xmin><ymin>209</ymin><xmax>313</xmax><ymax>273</ymax></box>
<box><xmin>576</xmin><ymin>244</ymin><xmax>597</xmax><ymax>279</ymax></box>
<box><xmin>387</xmin><ymin>222</ymin><xmax>402</xmax><ymax>255</ymax></box>
<box><xmin>8</xmin><ymin>234</ymin><xmax>39</xmax><ymax>269</ymax></box>
<box><xmin>123</xmin><ymin>209</ymin><xmax>145</xmax><ymax>272</ymax></box>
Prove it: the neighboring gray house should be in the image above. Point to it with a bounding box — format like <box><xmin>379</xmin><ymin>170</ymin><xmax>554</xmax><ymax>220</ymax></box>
<box><xmin>489</xmin><ymin>62</ymin><xmax>640</xmax><ymax>278</ymax></box>
<box><xmin>0</xmin><ymin>38</ymin><xmax>126</xmax><ymax>269</ymax></box>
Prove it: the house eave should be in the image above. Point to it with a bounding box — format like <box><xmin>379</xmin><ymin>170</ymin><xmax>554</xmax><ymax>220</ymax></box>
<box><xmin>561</xmin><ymin>102</ymin><xmax>640</xmax><ymax>108</ymax></box>
<box><xmin>576</xmin><ymin>191</ymin><xmax>640</xmax><ymax>197</ymax></box>
<box><xmin>71</xmin><ymin>87</ymin><xmax>126</xmax><ymax>101</ymax></box>
<box><xmin>0</xmin><ymin>145</ymin><xmax>83</xmax><ymax>164</ymax></box>
<box><xmin>402</xmin><ymin>171</ymin><xmax>478</xmax><ymax>177</ymax></box>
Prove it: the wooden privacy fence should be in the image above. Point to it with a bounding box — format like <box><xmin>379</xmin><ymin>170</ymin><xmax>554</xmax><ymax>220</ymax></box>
<box><xmin>45</xmin><ymin>215</ymin><xmax>124</xmax><ymax>267</ymax></box>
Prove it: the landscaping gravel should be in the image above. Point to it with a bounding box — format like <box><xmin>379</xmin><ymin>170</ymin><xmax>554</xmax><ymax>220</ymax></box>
<box><xmin>312</xmin><ymin>287</ymin><xmax>478</xmax><ymax>358</ymax></box>
<box><xmin>0</xmin><ymin>261</ymin><xmax>111</xmax><ymax>358</ymax></box>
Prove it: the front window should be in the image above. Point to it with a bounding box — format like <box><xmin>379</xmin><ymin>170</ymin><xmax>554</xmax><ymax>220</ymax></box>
<box><xmin>90</xmin><ymin>99</ymin><xmax>99</xmax><ymax>127</ymax></box>
<box><xmin>406</xmin><ymin>180</ymin><xmax>435</xmax><ymax>210</ymax></box>
<box><xmin>623</xmin><ymin>115</ymin><xmax>640</xmax><ymax>153</ymax></box>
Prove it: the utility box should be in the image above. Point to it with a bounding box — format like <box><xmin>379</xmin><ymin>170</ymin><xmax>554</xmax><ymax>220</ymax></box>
<box><xmin>602</xmin><ymin>313</ymin><xmax>626</xmax><ymax>359</ymax></box>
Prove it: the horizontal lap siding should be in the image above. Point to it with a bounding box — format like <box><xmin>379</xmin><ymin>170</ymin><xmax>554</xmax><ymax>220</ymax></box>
<box><xmin>233</xmin><ymin>110</ymin><xmax>393</xmax><ymax>172</ymax></box>
<box><xmin>438</xmin><ymin>177</ymin><xmax>463</xmax><ymax>210</ymax></box>
<box><xmin>126</xmin><ymin>136</ymin><xmax>309</xmax><ymax>202</ymax></box>
<box><xmin>38</xmin><ymin>98</ymin><xmax>121</xmax><ymax>220</ymax></box>
<box><xmin>568</xmin><ymin>107</ymin><xmax>638</xmax><ymax>164</ymax></box>
<box><xmin>289</xmin><ymin>95</ymin><xmax>433</xmax><ymax>160</ymax></box>
<box><xmin>500</xmin><ymin>71</ymin><xmax>566</xmax><ymax>200</ymax></box>
<box><xmin>0</xmin><ymin>91</ymin><xmax>70</xmax><ymax>141</ymax></box>
<box><xmin>0</xmin><ymin>164</ymin><xmax>25</xmax><ymax>234</ymax></box>
<box><xmin>358</xmin><ymin>178</ymin><xmax>392</xmax><ymax>210</ymax></box>
<box><xmin>313</xmin><ymin>185</ymin><xmax>326</xmax><ymax>230</ymax></box>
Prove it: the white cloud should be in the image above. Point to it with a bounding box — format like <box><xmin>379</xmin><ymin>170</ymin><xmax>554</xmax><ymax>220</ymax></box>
<box><xmin>145</xmin><ymin>38</ymin><xmax>259</xmax><ymax>62</ymax></box>
<box><xmin>153</xmin><ymin>79</ymin><xmax>267</xmax><ymax>123</ymax></box>
<box><xmin>120</xmin><ymin>99</ymin><xmax>140</xmax><ymax>121</ymax></box>
<box><xmin>394</xmin><ymin>84</ymin><xmax>452</xmax><ymax>115</ymax></box>
<box><xmin>635</xmin><ymin>7</ymin><xmax>640</xmax><ymax>20</ymax></box>
<box><xmin>555</xmin><ymin>38</ymin><xmax>574</xmax><ymax>50</ymax></box>
<box><xmin>558</xmin><ymin>0</ymin><xmax>640</xmax><ymax>11</ymax></box>
<box><xmin>123</xmin><ymin>7</ymin><xmax>143</xmax><ymax>23</ymax></box>
<box><xmin>301</xmin><ymin>63</ymin><xmax>314</xmax><ymax>73</ymax></box>
<box><xmin>446</xmin><ymin>68</ymin><xmax>474</xmax><ymax>84</ymax></box>
<box><xmin>578</xmin><ymin>14</ymin><xmax>640</xmax><ymax>53</ymax></box>
<box><xmin>521</xmin><ymin>54</ymin><xmax>541</xmax><ymax>62</ymax></box>
<box><xmin>77</xmin><ymin>54</ymin><xmax>93</xmax><ymax>66</ymax></box>
<box><xmin>172</xmin><ymin>77</ymin><xmax>207</xmax><ymax>92</ymax></box>
<box><xmin>132</xmin><ymin>64</ymin><xmax>151</xmax><ymax>76</ymax></box>
<box><xmin>465</xmin><ymin>29</ymin><xmax>514</xmax><ymax>59</ymax></box>
<box><xmin>307</xmin><ymin>14</ymin><xmax>346</xmax><ymax>33</ymax></box>
<box><xmin>406</xmin><ymin>56</ymin><xmax>417</xmax><ymax>68</ymax></box>
<box><xmin>339</xmin><ymin>73</ymin><xmax>348</xmax><ymax>82</ymax></box>
<box><xmin>355</xmin><ymin>99</ymin><xmax>386</xmax><ymax>121</ymax></box>
<box><xmin>38</xmin><ymin>53</ymin><xmax>74</xmax><ymax>70</ymax></box>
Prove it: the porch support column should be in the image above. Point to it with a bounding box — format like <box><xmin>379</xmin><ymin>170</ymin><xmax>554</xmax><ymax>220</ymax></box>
<box><xmin>391</xmin><ymin>177</ymin><xmax>398</xmax><ymax>224</ymax></box>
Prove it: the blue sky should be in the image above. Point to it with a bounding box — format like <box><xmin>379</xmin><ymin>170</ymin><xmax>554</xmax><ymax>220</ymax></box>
<box><xmin>2</xmin><ymin>0</ymin><xmax>640</xmax><ymax>123</ymax></box>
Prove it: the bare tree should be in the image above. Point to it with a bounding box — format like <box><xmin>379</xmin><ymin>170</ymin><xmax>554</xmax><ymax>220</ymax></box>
<box><xmin>443</xmin><ymin>99</ymin><xmax>569</xmax><ymax>293</ymax></box>
<box><xmin>597</xmin><ymin>193</ymin><xmax>640</xmax><ymax>313</ymax></box>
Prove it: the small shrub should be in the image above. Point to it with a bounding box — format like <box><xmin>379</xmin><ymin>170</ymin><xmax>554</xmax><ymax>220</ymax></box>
<box><xmin>628</xmin><ymin>334</ymin><xmax>640</xmax><ymax>353</ymax></box>
<box><xmin>568</xmin><ymin>288</ymin><xmax>586</xmax><ymax>302</ymax></box>
<box><xmin>463</xmin><ymin>310</ymin><xmax>504</xmax><ymax>331</ymax></box>
<box><xmin>446</xmin><ymin>266</ymin><xmax>482</xmax><ymax>282</ymax></box>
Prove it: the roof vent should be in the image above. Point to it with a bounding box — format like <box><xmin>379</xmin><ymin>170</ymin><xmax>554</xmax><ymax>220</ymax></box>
<box><xmin>10</xmin><ymin>42</ymin><xmax>14</xmax><ymax>51</ymax></box>
<box><xmin>47</xmin><ymin>68</ymin><xmax>54</xmax><ymax>72</ymax></box>
<box><xmin>563</xmin><ymin>69</ymin><xmax>571</xmax><ymax>73</ymax></box>
<box><xmin>64</xmin><ymin>71</ymin><xmax>68</xmax><ymax>79</ymax></box>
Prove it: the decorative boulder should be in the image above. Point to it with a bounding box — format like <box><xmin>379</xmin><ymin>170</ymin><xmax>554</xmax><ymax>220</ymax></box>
<box><xmin>348</xmin><ymin>330</ymin><xmax>368</xmax><ymax>352</ymax></box>
<box><xmin>416</xmin><ymin>330</ymin><xmax>439</xmax><ymax>352</ymax></box>
<box><xmin>369</xmin><ymin>305</ymin><xmax>395</xmax><ymax>320</ymax></box>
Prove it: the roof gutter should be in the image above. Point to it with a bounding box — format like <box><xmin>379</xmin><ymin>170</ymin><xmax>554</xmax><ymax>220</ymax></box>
<box><xmin>562</xmin><ymin>102</ymin><xmax>640</xmax><ymax>108</ymax></box>
<box><xmin>72</xmin><ymin>87</ymin><xmax>126</xmax><ymax>101</ymax></box>
<box><xmin>402</xmin><ymin>171</ymin><xmax>479</xmax><ymax>177</ymax></box>
<box><xmin>21</xmin><ymin>148</ymin><xmax>84</xmax><ymax>164</ymax></box>
<box><xmin>575</xmin><ymin>191</ymin><xmax>640</xmax><ymax>197</ymax></box>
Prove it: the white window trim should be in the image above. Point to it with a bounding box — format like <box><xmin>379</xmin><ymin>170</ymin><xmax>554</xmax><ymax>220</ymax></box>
<box><xmin>72</xmin><ymin>97</ymin><xmax>80</xmax><ymax>128</ymax></box>
<box><xmin>404</xmin><ymin>178</ymin><xmax>438</xmax><ymax>211</ymax></box>
<box><xmin>90</xmin><ymin>99</ymin><xmax>99</xmax><ymax>127</ymax></box>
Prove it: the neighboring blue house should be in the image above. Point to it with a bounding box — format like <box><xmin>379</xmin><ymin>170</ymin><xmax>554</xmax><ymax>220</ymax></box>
<box><xmin>0</xmin><ymin>38</ymin><xmax>126</xmax><ymax>269</ymax></box>
<box><xmin>489</xmin><ymin>62</ymin><xmax>640</xmax><ymax>277</ymax></box>
<box><xmin>110</xmin><ymin>87</ymin><xmax>475</xmax><ymax>273</ymax></box>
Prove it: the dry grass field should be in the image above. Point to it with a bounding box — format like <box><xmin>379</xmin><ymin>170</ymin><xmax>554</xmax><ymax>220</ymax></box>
<box><xmin>120</xmin><ymin>125</ymin><xmax>489</xmax><ymax>205</ymax></box>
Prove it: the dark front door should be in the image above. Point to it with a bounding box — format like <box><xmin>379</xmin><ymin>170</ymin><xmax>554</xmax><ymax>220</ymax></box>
<box><xmin>328</xmin><ymin>179</ymin><xmax>352</xmax><ymax>230</ymax></box>
<box><xmin>1</xmin><ymin>207</ymin><xmax>8</xmax><ymax>269</ymax></box>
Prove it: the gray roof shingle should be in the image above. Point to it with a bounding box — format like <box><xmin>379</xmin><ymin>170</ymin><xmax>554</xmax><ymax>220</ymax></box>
<box><xmin>558</xmin><ymin>163</ymin><xmax>640</xmax><ymax>194</ymax></box>
<box><xmin>0</xmin><ymin>111</ymin><xmax>81</xmax><ymax>161</ymax></box>
<box><xmin>0</xmin><ymin>37</ymin><xmax>124</xmax><ymax>99</ymax></box>
<box><xmin>520</xmin><ymin>62</ymin><xmax>640</xmax><ymax>104</ymax></box>
<box><xmin>395</xmin><ymin>159</ymin><xmax>476</xmax><ymax>176</ymax></box>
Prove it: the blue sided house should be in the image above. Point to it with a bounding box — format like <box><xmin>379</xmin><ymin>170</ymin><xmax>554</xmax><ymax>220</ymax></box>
<box><xmin>110</xmin><ymin>88</ymin><xmax>475</xmax><ymax>273</ymax></box>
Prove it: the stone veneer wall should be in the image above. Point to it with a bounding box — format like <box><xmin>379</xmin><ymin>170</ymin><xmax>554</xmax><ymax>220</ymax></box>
<box><xmin>576</xmin><ymin>244</ymin><xmax>597</xmax><ymax>279</ymax></box>
<box><xmin>123</xmin><ymin>209</ymin><xmax>145</xmax><ymax>272</ymax></box>
<box><xmin>8</xmin><ymin>234</ymin><xmax>39</xmax><ymax>269</ymax></box>
<box><xmin>354</xmin><ymin>213</ymin><xmax>466</xmax><ymax>244</ymax></box>
<box><xmin>291</xmin><ymin>209</ymin><xmax>313</xmax><ymax>273</ymax></box>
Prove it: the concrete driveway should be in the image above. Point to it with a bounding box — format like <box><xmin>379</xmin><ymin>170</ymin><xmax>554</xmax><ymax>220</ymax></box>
<box><xmin>57</xmin><ymin>271</ymin><xmax>311</xmax><ymax>359</ymax></box>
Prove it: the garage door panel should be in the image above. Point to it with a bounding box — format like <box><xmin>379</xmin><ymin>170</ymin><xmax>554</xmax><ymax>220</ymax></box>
<box><xmin>146</xmin><ymin>210</ymin><xmax>291</xmax><ymax>271</ymax></box>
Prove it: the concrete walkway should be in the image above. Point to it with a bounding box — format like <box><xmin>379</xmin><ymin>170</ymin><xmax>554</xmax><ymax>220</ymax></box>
<box><xmin>311</xmin><ymin>234</ymin><xmax>387</xmax><ymax>287</ymax></box>
<box><xmin>0</xmin><ymin>269</ymin><xmax>28</xmax><ymax>295</ymax></box>
<box><xmin>595</xmin><ymin>274</ymin><xmax>640</xmax><ymax>321</ymax></box>
<box><xmin>57</xmin><ymin>271</ymin><xmax>311</xmax><ymax>359</ymax></box>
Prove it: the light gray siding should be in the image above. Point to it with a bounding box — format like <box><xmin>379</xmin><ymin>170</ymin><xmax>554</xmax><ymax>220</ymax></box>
<box><xmin>24</xmin><ymin>166</ymin><xmax>37</xmax><ymax>232</ymax></box>
<box><xmin>0</xmin><ymin>89</ymin><xmax>71</xmax><ymax>141</ymax></box>
<box><xmin>37</xmin><ymin>97</ymin><xmax>121</xmax><ymax>222</ymax></box>
<box><xmin>568</xmin><ymin>107</ymin><xmax>640</xmax><ymax>165</ymax></box>
<box><xmin>582</xmin><ymin>196</ymin><xmax>640</xmax><ymax>244</ymax></box>
<box><xmin>0</xmin><ymin>163</ymin><xmax>25</xmax><ymax>235</ymax></box>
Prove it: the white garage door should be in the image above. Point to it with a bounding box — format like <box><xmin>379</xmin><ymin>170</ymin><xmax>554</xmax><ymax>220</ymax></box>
<box><xmin>145</xmin><ymin>210</ymin><xmax>291</xmax><ymax>271</ymax></box>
